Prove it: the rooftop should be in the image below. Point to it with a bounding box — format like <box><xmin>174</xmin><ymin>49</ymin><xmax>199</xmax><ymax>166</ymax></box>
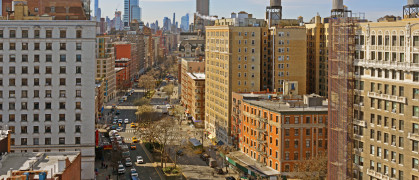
<box><xmin>228</xmin><ymin>151</ymin><xmax>280</xmax><ymax>177</ymax></box>
<box><xmin>187</xmin><ymin>72</ymin><xmax>205</xmax><ymax>80</ymax></box>
<box><xmin>243</xmin><ymin>94</ymin><xmax>328</xmax><ymax>113</ymax></box>
<box><xmin>0</xmin><ymin>152</ymin><xmax>80</xmax><ymax>179</ymax></box>
<box><xmin>0</xmin><ymin>130</ymin><xmax>9</xmax><ymax>142</ymax></box>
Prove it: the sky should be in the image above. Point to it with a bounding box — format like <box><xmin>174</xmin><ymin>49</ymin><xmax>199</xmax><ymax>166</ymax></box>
<box><xmin>96</xmin><ymin>0</ymin><xmax>405</xmax><ymax>25</ymax></box>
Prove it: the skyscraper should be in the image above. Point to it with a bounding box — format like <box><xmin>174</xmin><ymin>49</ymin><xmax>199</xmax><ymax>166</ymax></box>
<box><xmin>180</xmin><ymin>13</ymin><xmax>189</xmax><ymax>32</ymax></box>
<box><xmin>173</xmin><ymin>13</ymin><xmax>176</xmax><ymax>26</ymax></box>
<box><xmin>196</xmin><ymin>0</ymin><xmax>209</xmax><ymax>16</ymax></box>
<box><xmin>95</xmin><ymin>0</ymin><xmax>99</xmax><ymax>21</ymax></box>
<box><xmin>123</xmin><ymin>0</ymin><xmax>141</xmax><ymax>26</ymax></box>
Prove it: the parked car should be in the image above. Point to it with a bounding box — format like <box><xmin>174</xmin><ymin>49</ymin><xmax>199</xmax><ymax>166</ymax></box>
<box><xmin>118</xmin><ymin>119</ymin><xmax>123</xmax><ymax>124</ymax></box>
<box><xmin>136</xmin><ymin>156</ymin><xmax>144</xmax><ymax>164</ymax></box>
<box><xmin>117</xmin><ymin>164</ymin><xmax>125</xmax><ymax>174</ymax></box>
<box><xmin>116</xmin><ymin>110</ymin><xmax>121</xmax><ymax>115</ymax></box>
<box><xmin>112</xmin><ymin>120</ymin><xmax>117</xmax><ymax>124</ymax></box>
<box><xmin>116</xmin><ymin>127</ymin><xmax>123</xmax><ymax>132</ymax></box>
<box><xmin>225</xmin><ymin>177</ymin><xmax>236</xmax><ymax>180</ymax></box>
<box><xmin>124</xmin><ymin>119</ymin><xmax>129</xmax><ymax>123</ymax></box>
<box><xmin>125</xmin><ymin>158</ymin><xmax>132</xmax><ymax>167</ymax></box>
<box><xmin>131</xmin><ymin>168</ymin><xmax>138</xmax><ymax>177</ymax></box>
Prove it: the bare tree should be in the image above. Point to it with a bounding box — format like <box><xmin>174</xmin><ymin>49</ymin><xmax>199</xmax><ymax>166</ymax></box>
<box><xmin>171</xmin><ymin>105</ymin><xmax>184</xmax><ymax>125</ymax></box>
<box><xmin>162</xmin><ymin>83</ymin><xmax>175</xmax><ymax>103</ymax></box>
<box><xmin>133</xmin><ymin>97</ymin><xmax>150</xmax><ymax>106</ymax></box>
<box><xmin>138</xmin><ymin>75</ymin><xmax>155</xmax><ymax>92</ymax></box>
<box><xmin>294</xmin><ymin>152</ymin><xmax>328</xmax><ymax>180</ymax></box>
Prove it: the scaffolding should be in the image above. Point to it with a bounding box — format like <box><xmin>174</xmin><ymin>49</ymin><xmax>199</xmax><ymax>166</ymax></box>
<box><xmin>327</xmin><ymin>12</ymin><xmax>357</xmax><ymax>180</ymax></box>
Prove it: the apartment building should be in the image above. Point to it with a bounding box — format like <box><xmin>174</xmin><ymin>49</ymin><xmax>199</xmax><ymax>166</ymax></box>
<box><xmin>205</xmin><ymin>12</ymin><xmax>266</xmax><ymax>144</ymax></box>
<box><xmin>184</xmin><ymin>73</ymin><xmax>205</xmax><ymax>124</ymax></box>
<box><xmin>352</xmin><ymin>18</ymin><xmax>419</xmax><ymax>180</ymax></box>
<box><xmin>305</xmin><ymin>16</ymin><xmax>329</xmax><ymax>97</ymax></box>
<box><xmin>96</xmin><ymin>36</ymin><xmax>116</xmax><ymax>102</ymax></box>
<box><xmin>271</xmin><ymin>24</ymin><xmax>307</xmax><ymax>95</ymax></box>
<box><xmin>2</xmin><ymin>0</ymin><xmax>90</xmax><ymax>20</ymax></box>
<box><xmin>228</xmin><ymin>94</ymin><xmax>327</xmax><ymax>177</ymax></box>
<box><xmin>0</xmin><ymin>20</ymin><xmax>96</xmax><ymax>179</ymax></box>
<box><xmin>180</xmin><ymin>57</ymin><xmax>205</xmax><ymax>104</ymax></box>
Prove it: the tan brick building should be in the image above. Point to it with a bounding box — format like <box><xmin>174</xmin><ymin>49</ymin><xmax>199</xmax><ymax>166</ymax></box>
<box><xmin>352</xmin><ymin>18</ymin><xmax>419</xmax><ymax>180</ymax></box>
<box><xmin>205</xmin><ymin>12</ymin><xmax>266</xmax><ymax>144</ymax></box>
<box><xmin>96</xmin><ymin>36</ymin><xmax>116</xmax><ymax>102</ymax></box>
<box><xmin>305</xmin><ymin>16</ymin><xmax>329</xmax><ymax>97</ymax></box>
<box><xmin>183</xmin><ymin>73</ymin><xmax>205</xmax><ymax>123</ymax></box>
<box><xmin>180</xmin><ymin>58</ymin><xmax>205</xmax><ymax>106</ymax></box>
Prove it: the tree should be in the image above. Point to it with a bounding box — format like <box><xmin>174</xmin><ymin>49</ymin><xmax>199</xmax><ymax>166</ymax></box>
<box><xmin>294</xmin><ymin>152</ymin><xmax>328</xmax><ymax>180</ymax></box>
<box><xmin>162</xmin><ymin>83</ymin><xmax>175</xmax><ymax>103</ymax></box>
<box><xmin>133</xmin><ymin>97</ymin><xmax>150</xmax><ymax>106</ymax></box>
<box><xmin>138</xmin><ymin>75</ymin><xmax>155</xmax><ymax>92</ymax></box>
<box><xmin>172</xmin><ymin>105</ymin><xmax>184</xmax><ymax>125</ymax></box>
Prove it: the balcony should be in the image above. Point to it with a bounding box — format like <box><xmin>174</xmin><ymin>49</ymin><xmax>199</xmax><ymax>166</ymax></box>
<box><xmin>257</xmin><ymin>136</ymin><xmax>267</xmax><ymax>144</ymax></box>
<box><xmin>367</xmin><ymin>91</ymin><xmax>407</xmax><ymax>104</ymax></box>
<box><xmin>366</xmin><ymin>169</ymin><xmax>397</xmax><ymax>180</ymax></box>
<box><xmin>353</xmin><ymin>119</ymin><xmax>367</xmax><ymax>127</ymax></box>
<box><xmin>408</xmin><ymin>132</ymin><xmax>419</xmax><ymax>141</ymax></box>
<box><xmin>354</xmin><ymin>59</ymin><xmax>419</xmax><ymax>71</ymax></box>
<box><xmin>256</xmin><ymin>148</ymin><xmax>267</xmax><ymax>156</ymax></box>
<box><xmin>258</xmin><ymin>116</ymin><xmax>268</xmax><ymax>123</ymax></box>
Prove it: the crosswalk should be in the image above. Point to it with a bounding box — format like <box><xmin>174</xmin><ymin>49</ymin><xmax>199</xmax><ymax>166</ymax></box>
<box><xmin>124</xmin><ymin>129</ymin><xmax>137</xmax><ymax>133</ymax></box>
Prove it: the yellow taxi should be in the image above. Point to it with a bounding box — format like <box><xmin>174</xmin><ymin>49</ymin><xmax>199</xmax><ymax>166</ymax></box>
<box><xmin>130</xmin><ymin>123</ymin><xmax>136</xmax><ymax>128</ymax></box>
<box><xmin>130</xmin><ymin>143</ymin><xmax>137</xmax><ymax>150</ymax></box>
<box><xmin>132</xmin><ymin>137</ymin><xmax>139</xmax><ymax>143</ymax></box>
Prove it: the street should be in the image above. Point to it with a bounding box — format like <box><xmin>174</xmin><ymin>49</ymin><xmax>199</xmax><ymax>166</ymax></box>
<box><xmin>98</xmin><ymin>89</ymin><xmax>165</xmax><ymax>180</ymax></box>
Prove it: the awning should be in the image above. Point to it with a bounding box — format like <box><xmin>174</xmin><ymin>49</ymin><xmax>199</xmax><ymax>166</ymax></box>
<box><xmin>208</xmin><ymin>134</ymin><xmax>215</xmax><ymax>139</ymax></box>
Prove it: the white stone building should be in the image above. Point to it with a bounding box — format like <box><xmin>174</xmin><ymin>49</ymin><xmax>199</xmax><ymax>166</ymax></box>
<box><xmin>0</xmin><ymin>20</ymin><xmax>96</xmax><ymax>179</ymax></box>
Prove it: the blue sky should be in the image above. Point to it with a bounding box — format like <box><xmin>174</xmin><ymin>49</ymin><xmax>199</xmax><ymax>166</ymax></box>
<box><xmin>96</xmin><ymin>0</ymin><xmax>404</xmax><ymax>25</ymax></box>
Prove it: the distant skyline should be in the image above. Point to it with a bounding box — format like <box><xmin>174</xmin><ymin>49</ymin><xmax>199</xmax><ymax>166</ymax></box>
<box><xmin>95</xmin><ymin>0</ymin><xmax>405</xmax><ymax>25</ymax></box>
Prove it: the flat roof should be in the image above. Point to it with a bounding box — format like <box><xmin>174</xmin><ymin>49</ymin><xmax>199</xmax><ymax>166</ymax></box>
<box><xmin>243</xmin><ymin>99</ymin><xmax>328</xmax><ymax>113</ymax></box>
<box><xmin>0</xmin><ymin>152</ymin><xmax>80</xmax><ymax>179</ymax></box>
<box><xmin>0</xmin><ymin>130</ymin><xmax>9</xmax><ymax>142</ymax></box>
<box><xmin>187</xmin><ymin>72</ymin><xmax>205</xmax><ymax>80</ymax></box>
<box><xmin>228</xmin><ymin>151</ymin><xmax>280</xmax><ymax>176</ymax></box>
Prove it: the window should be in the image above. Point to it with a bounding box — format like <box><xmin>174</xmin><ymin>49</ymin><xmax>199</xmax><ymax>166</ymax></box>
<box><xmin>76</xmin><ymin>114</ymin><xmax>81</xmax><ymax>121</ymax></box>
<box><xmin>60</xmin><ymin>30</ymin><xmax>66</xmax><ymax>38</ymax></box>
<box><xmin>59</xmin><ymin>102</ymin><xmax>66</xmax><ymax>109</ymax></box>
<box><xmin>76</xmin><ymin>43</ymin><xmax>82</xmax><ymax>50</ymax></box>
<box><xmin>59</xmin><ymin>137</ymin><xmax>65</xmax><ymax>144</ymax></box>
<box><xmin>414</xmin><ymin>158</ymin><xmax>419</xmax><ymax>169</ymax></box>
<box><xmin>21</xmin><ymin>138</ymin><xmax>27</xmax><ymax>145</ymax></box>
<box><xmin>45</xmin><ymin>114</ymin><xmax>51</xmax><ymax>121</ymax></box>
<box><xmin>60</xmin><ymin>90</ymin><xmax>66</xmax><ymax>98</ymax></box>
<box><xmin>59</xmin><ymin>125</ymin><xmax>65</xmax><ymax>133</ymax></box>
<box><xmin>306</xmin><ymin>140</ymin><xmax>310</xmax><ymax>147</ymax></box>
<box><xmin>10</xmin><ymin>30</ymin><xmax>16</xmax><ymax>38</ymax></box>
<box><xmin>75</xmin><ymin>137</ymin><xmax>81</xmax><ymax>144</ymax></box>
<box><xmin>59</xmin><ymin>78</ymin><xmax>66</xmax><ymax>86</ymax></box>
<box><xmin>60</xmin><ymin>55</ymin><xmax>66</xmax><ymax>62</ymax></box>
<box><xmin>46</xmin><ymin>67</ymin><xmax>52</xmax><ymax>74</ymax></box>
<box><xmin>76</xmin><ymin>102</ymin><xmax>81</xmax><ymax>109</ymax></box>
<box><xmin>60</xmin><ymin>43</ymin><xmax>66</xmax><ymax>50</ymax></box>
<box><xmin>45</xmin><ymin>138</ymin><xmax>51</xmax><ymax>145</ymax></box>
<box><xmin>76</xmin><ymin>78</ymin><xmax>81</xmax><ymax>86</ymax></box>
<box><xmin>76</xmin><ymin>66</ymin><xmax>81</xmax><ymax>74</ymax></box>
<box><xmin>0</xmin><ymin>30</ymin><xmax>2</xmax><ymax>38</ymax></box>
<box><xmin>45</xmin><ymin>43</ymin><xmax>52</xmax><ymax>50</ymax></box>
<box><xmin>45</xmin><ymin>126</ymin><xmax>51</xmax><ymax>133</ymax></box>
<box><xmin>21</xmin><ymin>126</ymin><xmax>27</xmax><ymax>134</ymax></box>
<box><xmin>76</xmin><ymin>90</ymin><xmax>81</xmax><ymax>97</ymax></box>
<box><xmin>414</xmin><ymin>106</ymin><xmax>419</xmax><ymax>117</ymax></box>
<box><xmin>76</xmin><ymin>54</ymin><xmax>82</xmax><ymax>62</ymax></box>
<box><xmin>33</xmin><ymin>138</ymin><xmax>39</xmax><ymax>145</ymax></box>
<box><xmin>9</xmin><ymin>43</ymin><xmax>15</xmax><ymax>50</ymax></box>
<box><xmin>46</xmin><ymin>30</ymin><xmax>52</xmax><ymax>38</ymax></box>
<box><xmin>76</xmin><ymin>30</ymin><xmax>82</xmax><ymax>38</ymax></box>
<box><xmin>34</xmin><ymin>30</ymin><xmax>40</xmax><ymax>38</ymax></box>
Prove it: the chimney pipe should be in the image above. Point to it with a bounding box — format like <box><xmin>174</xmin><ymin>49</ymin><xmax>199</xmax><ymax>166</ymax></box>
<box><xmin>332</xmin><ymin>0</ymin><xmax>344</xmax><ymax>10</ymax></box>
